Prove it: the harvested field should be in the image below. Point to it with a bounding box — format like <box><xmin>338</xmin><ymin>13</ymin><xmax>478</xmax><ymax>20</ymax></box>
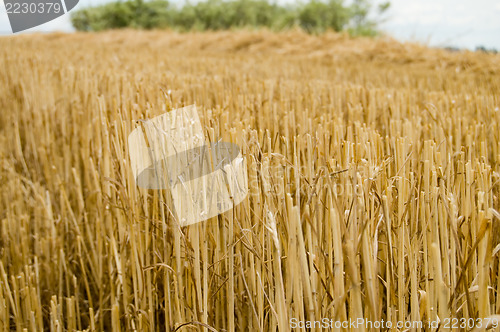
<box><xmin>0</xmin><ymin>30</ymin><xmax>499</xmax><ymax>331</ymax></box>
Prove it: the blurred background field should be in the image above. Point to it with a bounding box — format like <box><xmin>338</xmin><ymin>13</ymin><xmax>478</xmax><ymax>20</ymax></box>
<box><xmin>0</xmin><ymin>30</ymin><xmax>500</xmax><ymax>331</ymax></box>
<box><xmin>2</xmin><ymin>0</ymin><xmax>500</xmax><ymax>52</ymax></box>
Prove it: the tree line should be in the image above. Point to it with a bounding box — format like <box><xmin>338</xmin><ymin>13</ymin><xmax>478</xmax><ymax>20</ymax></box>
<box><xmin>71</xmin><ymin>0</ymin><xmax>390</xmax><ymax>36</ymax></box>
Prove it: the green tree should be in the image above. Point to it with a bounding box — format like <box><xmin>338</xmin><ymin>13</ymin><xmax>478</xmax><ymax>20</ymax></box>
<box><xmin>348</xmin><ymin>0</ymin><xmax>390</xmax><ymax>36</ymax></box>
<box><xmin>71</xmin><ymin>0</ymin><xmax>172</xmax><ymax>31</ymax></box>
<box><xmin>297</xmin><ymin>0</ymin><xmax>350</xmax><ymax>33</ymax></box>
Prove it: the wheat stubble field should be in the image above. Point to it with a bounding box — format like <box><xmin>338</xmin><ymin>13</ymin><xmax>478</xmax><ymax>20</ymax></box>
<box><xmin>0</xmin><ymin>30</ymin><xmax>499</xmax><ymax>331</ymax></box>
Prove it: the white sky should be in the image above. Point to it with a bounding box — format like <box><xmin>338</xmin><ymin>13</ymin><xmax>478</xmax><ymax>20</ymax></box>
<box><xmin>377</xmin><ymin>0</ymin><xmax>500</xmax><ymax>50</ymax></box>
<box><xmin>1</xmin><ymin>0</ymin><xmax>500</xmax><ymax>50</ymax></box>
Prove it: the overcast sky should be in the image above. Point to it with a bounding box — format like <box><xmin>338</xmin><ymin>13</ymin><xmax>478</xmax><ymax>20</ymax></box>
<box><xmin>1</xmin><ymin>0</ymin><xmax>499</xmax><ymax>50</ymax></box>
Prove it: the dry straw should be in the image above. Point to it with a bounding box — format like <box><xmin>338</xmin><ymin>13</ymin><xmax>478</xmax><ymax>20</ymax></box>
<box><xmin>0</xmin><ymin>30</ymin><xmax>499</xmax><ymax>331</ymax></box>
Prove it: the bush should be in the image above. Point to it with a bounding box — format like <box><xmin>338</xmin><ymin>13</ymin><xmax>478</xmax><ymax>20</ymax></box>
<box><xmin>71</xmin><ymin>0</ymin><xmax>172</xmax><ymax>31</ymax></box>
<box><xmin>297</xmin><ymin>0</ymin><xmax>349</xmax><ymax>33</ymax></box>
<box><xmin>71</xmin><ymin>0</ymin><xmax>389</xmax><ymax>36</ymax></box>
